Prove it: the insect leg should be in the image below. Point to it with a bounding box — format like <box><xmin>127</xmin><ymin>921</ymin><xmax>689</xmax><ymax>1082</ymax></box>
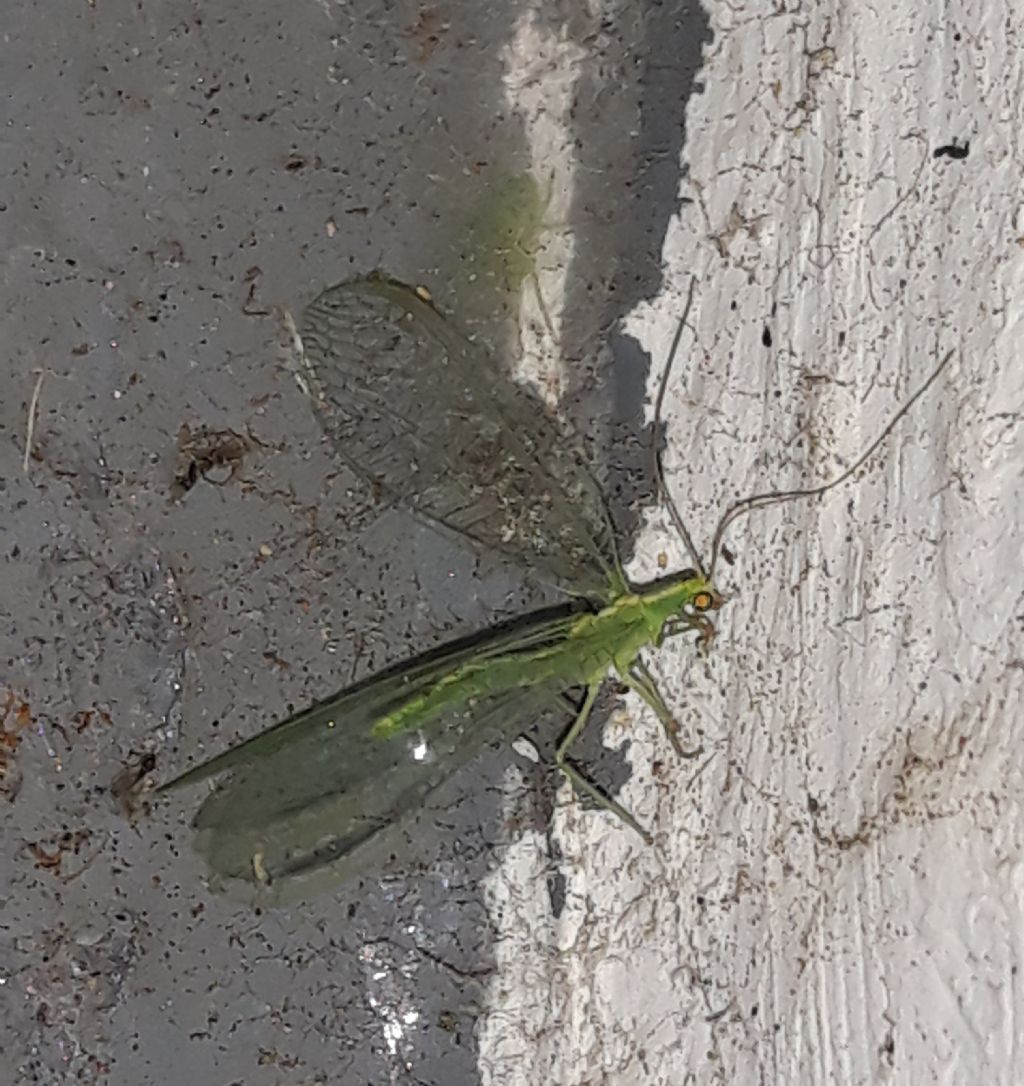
<box><xmin>555</xmin><ymin>683</ymin><xmax>652</xmax><ymax>844</ymax></box>
<box><xmin>622</xmin><ymin>658</ymin><xmax>702</xmax><ymax>759</ymax></box>
<box><xmin>663</xmin><ymin>614</ymin><xmax>716</xmax><ymax>654</ymax></box>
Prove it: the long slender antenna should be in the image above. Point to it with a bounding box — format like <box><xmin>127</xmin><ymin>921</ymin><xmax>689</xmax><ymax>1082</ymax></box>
<box><xmin>708</xmin><ymin>348</ymin><xmax>956</xmax><ymax>577</ymax></box>
<box><xmin>653</xmin><ymin>278</ymin><xmax>706</xmax><ymax>576</ymax></box>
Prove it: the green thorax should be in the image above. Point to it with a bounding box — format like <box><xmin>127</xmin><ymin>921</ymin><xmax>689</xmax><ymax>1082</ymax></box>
<box><xmin>566</xmin><ymin>571</ymin><xmax>714</xmax><ymax>675</ymax></box>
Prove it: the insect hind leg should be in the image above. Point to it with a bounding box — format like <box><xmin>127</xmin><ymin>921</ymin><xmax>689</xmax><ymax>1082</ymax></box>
<box><xmin>623</xmin><ymin>657</ymin><xmax>703</xmax><ymax>759</ymax></box>
<box><xmin>555</xmin><ymin>683</ymin><xmax>652</xmax><ymax>844</ymax></box>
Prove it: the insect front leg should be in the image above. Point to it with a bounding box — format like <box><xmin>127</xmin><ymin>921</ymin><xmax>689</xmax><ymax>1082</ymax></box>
<box><xmin>621</xmin><ymin>657</ymin><xmax>702</xmax><ymax>759</ymax></box>
<box><xmin>555</xmin><ymin>683</ymin><xmax>652</xmax><ymax>844</ymax></box>
<box><xmin>663</xmin><ymin>614</ymin><xmax>716</xmax><ymax>655</ymax></box>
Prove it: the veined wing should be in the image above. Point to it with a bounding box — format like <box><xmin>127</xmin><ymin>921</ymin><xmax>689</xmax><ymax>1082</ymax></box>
<box><xmin>299</xmin><ymin>275</ymin><xmax>625</xmax><ymax>602</ymax></box>
<box><xmin>163</xmin><ymin>608</ymin><xmax>582</xmax><ymax>903</ymax></box>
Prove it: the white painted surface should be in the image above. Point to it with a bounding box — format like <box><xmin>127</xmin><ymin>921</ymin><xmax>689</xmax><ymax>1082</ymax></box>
<box><xmin>483</xmin><ymin>2</ymin><xmax>1024</xmax><ymax>1083</ymax></box>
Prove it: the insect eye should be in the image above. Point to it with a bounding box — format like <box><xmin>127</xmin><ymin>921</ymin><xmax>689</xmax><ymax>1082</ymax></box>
<box><xmin>693</xmin><ymin>592</ymin><xmax>713</xmax><ymax>612</ymax></box>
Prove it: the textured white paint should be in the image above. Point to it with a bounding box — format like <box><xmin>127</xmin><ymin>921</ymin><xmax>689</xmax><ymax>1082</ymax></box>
<box><xmin>482</xmin><ymin>1</ymin><xmax>1024</xmax><ymax>1084</ymax></box>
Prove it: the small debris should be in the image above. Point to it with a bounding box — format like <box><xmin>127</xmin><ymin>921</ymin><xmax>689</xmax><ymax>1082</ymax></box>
<box><xmin>27</xmin><ymin>830</ymin><xmax>92</xmax><ymax>876</ymax></box>
<box><xmin>23</xmin><ymin>369</ymin><xmax>46</xmax><ymax>474</ymax></box>
<box><xmin>934</xmin><ymin>140</ymin><xmax>969</xmax><ymax>160</ymax></box>
<box><xmin>73</xmin><ymin>707</ymin><xmax>113</xmax><ymax>733</ymax></box>
<box><xmin>242</xmin><ymin>265</ymin><xmax>270</xmax><ymax>316</ymax></box>
<box><xmin>252</xmin><ymin>851</ymin><xmax>270</xmax><ymax>884</ymax></box>
<box><xmin>171</xmin><ymin>423</ymin><xmax>252</xmax><ymax>499</ymax></box>
<box><xmin>110</xmin><ymin>752</ymin><xmax>157</xmax><ymax>818</ymax></box>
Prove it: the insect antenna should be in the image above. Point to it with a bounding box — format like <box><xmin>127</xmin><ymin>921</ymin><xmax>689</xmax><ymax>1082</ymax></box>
<box><xmin>707</xmin><ymin>347</ymin><xmax>957</xmax><ymax>578</ymax></box>
<box><xmin>652</xmin><ymin>277</ymin><xmax>706</xmax><ymax>577</ymax></box>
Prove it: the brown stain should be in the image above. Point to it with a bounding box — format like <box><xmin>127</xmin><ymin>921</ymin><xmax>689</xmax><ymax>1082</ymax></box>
<box><xmin>411</xmin><ymin>7</ymin><xmax>443</xmax><ymax>62</ymax></box>
<box><xmin>0</xmin><ymin>689</ymin><xmax>33</xmax><ymax>801</ymax></box>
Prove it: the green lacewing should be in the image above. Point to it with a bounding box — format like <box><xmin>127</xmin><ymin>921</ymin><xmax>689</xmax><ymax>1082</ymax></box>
<box><xmin>159</xmin><ymin>275</ymin><xmax>953</xmax><ymax>903</ymax></box>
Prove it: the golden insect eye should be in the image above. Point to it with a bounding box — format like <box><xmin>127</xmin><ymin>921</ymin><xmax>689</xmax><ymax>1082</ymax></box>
<box><xmin>694</xmin><ymin>592</ymin><xmax>713</xmax><ymax>612</ymax></box>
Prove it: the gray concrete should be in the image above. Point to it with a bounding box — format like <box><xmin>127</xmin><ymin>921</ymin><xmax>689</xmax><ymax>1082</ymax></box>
<box><xmin>1</xmin><ymin>2</ymin><xmax>707</xmax><ymax>1083</ymax></box>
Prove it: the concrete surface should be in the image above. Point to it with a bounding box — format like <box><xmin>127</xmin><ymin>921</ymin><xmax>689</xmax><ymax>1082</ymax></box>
<box><xmin>1</xmin><ymin>2</ymin><xmax>706</xmax><ymax>1084</ymax></box>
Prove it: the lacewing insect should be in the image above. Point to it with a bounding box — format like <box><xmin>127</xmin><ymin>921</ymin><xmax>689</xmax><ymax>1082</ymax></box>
<box><xmin>159</xmin><ymin>275</ymin><xmax>953</xmax><ymax>903</ymax></box>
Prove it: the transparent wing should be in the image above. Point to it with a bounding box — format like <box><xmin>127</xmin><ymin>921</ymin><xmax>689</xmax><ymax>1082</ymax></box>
<box><xmin>299</xmin><ymin>275</ymin><xmax>625</xmax><ymax>601</ymax></box>
<box><xmin>162</xmin><ymin>610</ymin><xmax>581</xmax><ymax>904</ymax></box>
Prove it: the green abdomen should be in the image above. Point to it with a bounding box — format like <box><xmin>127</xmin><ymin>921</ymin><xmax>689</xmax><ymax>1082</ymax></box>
<box><xmin>371</xmin><ymin>599</ymin><xmax>656</xmax><ymax>740</ymax></box>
